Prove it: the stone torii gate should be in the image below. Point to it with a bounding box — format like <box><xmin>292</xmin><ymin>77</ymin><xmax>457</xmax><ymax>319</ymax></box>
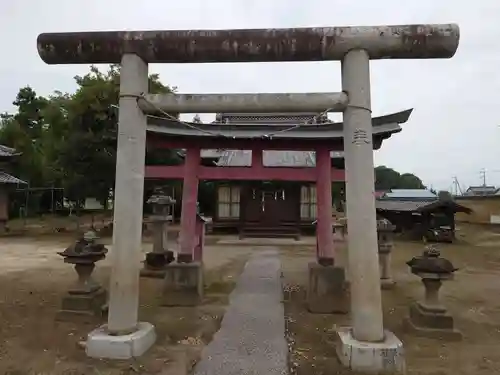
<box><xmin>37</xmin><ymin>23</ymin><xmax>459</xmax><ymax>372</ymax></box>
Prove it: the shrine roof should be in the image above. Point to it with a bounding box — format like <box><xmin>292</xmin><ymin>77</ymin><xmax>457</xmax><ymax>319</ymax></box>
<box><xmin>0</xmin><ymin>145</ymin><xmax>21</xmax><ymax>157</ymax></box>
<box><xmin>146</xmin><ymin>109</ymin><xmax>413</xmax><ymax>140</ymax></box>
<box><xmin>0</xmin><ymin>172</ymin><xmax>27</xmax><ymax>185</ymax></box>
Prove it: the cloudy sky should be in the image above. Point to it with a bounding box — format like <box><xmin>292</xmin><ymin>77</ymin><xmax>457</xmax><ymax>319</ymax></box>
<box><xmin>2</xmin><ymin>0</ymin><xmax>499</xmax><ymax>191</ymax></box>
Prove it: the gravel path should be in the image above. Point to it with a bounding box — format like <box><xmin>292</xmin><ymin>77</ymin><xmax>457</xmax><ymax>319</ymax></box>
<box><xmin>194</xmin><ymin>248</ymin><xmax>288</xmax><ymax>375</ymax></box>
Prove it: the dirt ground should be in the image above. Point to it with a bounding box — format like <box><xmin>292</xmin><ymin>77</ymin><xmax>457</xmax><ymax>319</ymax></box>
<box><xmin>0</xmin><ymin>233</ymin><xmax>252</xmax><ymax>375</ymax></box>
<box><xmin>1</xmin><ymin>223</ymin><xmax>500</xmax><ymax>374</ymax></box>
<box><xmin>282</xmin><ymin>224</ymin><xmax>500</xmax><ymax>375</ymax></box>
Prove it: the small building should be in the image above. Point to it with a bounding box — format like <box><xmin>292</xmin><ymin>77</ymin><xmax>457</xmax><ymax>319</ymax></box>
<box><xmin>464</xmin><ymin>185</ymin><xmax>499</xmax><ymax>197</ymax></box>
<box><xmin>0</xmin><ymin>145</ymin><xmax>27</xmax><ymax>229</ymax></box>
<box><xmin>376</xmin><ymin>195</ymin><xmax>472</xmax><ymax>241</ymax></box>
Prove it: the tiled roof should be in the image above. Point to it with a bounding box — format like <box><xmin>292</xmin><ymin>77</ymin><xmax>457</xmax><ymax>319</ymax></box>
<box><xmin>376</xmin><ymin>200</ymin><xmax>431</xmax><ymax>212</ymax></box>
<box><xmin>375</xmin><ymin>199</ymin><xmax>472</xmax><ymax>214</ymax></box>
<box><xmin>0</xmin><ymin>145</ymin><xmax>20</xmax><ymax>157</ymax></box>
<box><xmin>147</xmin><ymin>109</ymin><xmax>413</xmax><ymax>140</ymax></box>
<box><xmin>0</xmin><ymin>172</ymin><xmax>27</xmax><ymax>185</ymax></box>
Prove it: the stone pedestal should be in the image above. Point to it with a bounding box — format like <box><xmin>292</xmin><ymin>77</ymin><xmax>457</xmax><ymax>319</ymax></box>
<box><xmin>404</xmin><ymin>301</ymin><xmax>462</xmax><ymax>341</ymax></box>
<box><xmin>404</xmin><ymin>276</ymin><xmax>462</xmax><ymax>340</ymax></box>
<box><xmin>59</xmin><ymin>288</ymin><xmax>107</xmax><ymax>320</ymax></box>
<box><xmin>332</xmin><ymin>222</ymin><xmax>345</xmax><ymax>241</ymax></box>
<box><xmin>141</xmin><ymin>250</ymin><xmax>175</xmax><ymax>278</ymax></box>
<box><xmin>306</xmin><ymin>262</ymin><xmax>349</xmax><ymax>314</ymax></box>
<box><xmin>141</xmin><ymin>192</ymin><xmax>176</xmax><ymax>278</ymax></box>
<box><xmin>406</xmin><ymin>249</ymin><xmax>461</xmax><ymax>341</ymax></box>
<box><xmin>162</xmin><ymin>262</ymin><xmax>203</xmax><ymax>306</ymax></box>
<box><xmin>58</xmin><ymin>261</ymin><xmax>108</xmax><ymax>319</ymax></box>
<box><xmin>336</xmin><ymin>327</ymin><xmax>405</xmax><ymax>374</ymax></box>
<box><xmin>379</xmin><ymin>251</ymin><xmax>395</xmax><ymax>289</ymax></box>
<box><xmin>377</xmin><ymin>219</ymin><xmax>395</xmax><ymax>290</ymax></box>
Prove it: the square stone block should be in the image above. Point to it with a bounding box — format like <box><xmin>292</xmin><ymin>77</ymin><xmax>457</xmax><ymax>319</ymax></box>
<box><xmin>336</xmin><ymin>327</ymin><xmax>406</xmax><ymax>374</ymax></box>
<box><xmin>307</xmin><ymin>262</ymin><xmax>349</xmax><ymax>314</ymax></box>
<box><xmin>404</xmin><ymin>302</ymin><xmax>462</xmax><ymax>341</ymax></box>
<box><xmin>86</xmin><ymin>322</ymin><xmax>156</xmax><ymax>359</ymax></box>
<box><xmin>162</xmin><ymin>262</ymin><xmax>203</xmax><ymax>306</ymax></box>
<box><xmin>140</xmin><ymin>268</ymin><xmax>167</xmax><ymax>279</ymax></box>
<box><xmin>58</xmin><ymin>288</ymin><xmax>107</xmax><ymax>320</ymax></box>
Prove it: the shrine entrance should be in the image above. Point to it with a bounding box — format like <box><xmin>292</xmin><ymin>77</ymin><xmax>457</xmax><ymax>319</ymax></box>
<box><xmin>240</xmin><ymin>182</ymin><xmax>300</xmax><ymax>238</ymax></box>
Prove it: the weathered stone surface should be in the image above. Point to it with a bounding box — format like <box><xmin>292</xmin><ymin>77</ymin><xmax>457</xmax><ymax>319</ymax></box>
<box><xmin>307</xmin><ymin>262</ymin><xmax>349</xmax><ymax>314</ymax></box>
<box><xmin>336</xmin><ymin>327</ymin><xmax>406</xmax><ymax>374</ymax></box>
<box><xmin>162</xmin><ymin>262</ymin><xmax>203</xmax><ymax>306</ymax></box>
<box><xmin>86</xmin><ymin>322</ymin><xmax>156</xmax><ymax>359</ymax></box>
<box><xmin>58</xmin><ymin>288</ymin><xmax>107</xmax><ymax>320</ymax></box>
<box><xmin>37</xmin><ymin>24</ymin><xmax>460</xmax><ymax>65</ymax></box>
<box><xmin>404</xmin><ymin>302</ymin><xmax>462</xmax><ymax>341</ymax></box>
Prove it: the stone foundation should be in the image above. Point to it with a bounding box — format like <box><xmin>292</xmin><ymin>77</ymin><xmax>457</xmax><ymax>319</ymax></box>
<box><xmin>336</xmin><ymin>327</ymin><xmax>405</xmax><ymax>374</ymax></box>
<box><xmin>162</xmin><ymin>262</ymin><xmax>203</xmax><ymax>306</ymax></box>
<box><xmin>404</xmin><ymin>302</ymin><xmax>462</xmax><ymax>341</ymax></box>
<box><xmin>306</xmin><ymin>262</ymin><xmax>349</xmax><ymax>314</ymax></box>
<box><xmin>58</xmin><ymin>287</ymin><xmax>107</xmax><ymax>320</ymax></box>
<box><xmin>86</xmin><ymin>322</ymin><xmax>156</xmax><ymax>359</ymax></box>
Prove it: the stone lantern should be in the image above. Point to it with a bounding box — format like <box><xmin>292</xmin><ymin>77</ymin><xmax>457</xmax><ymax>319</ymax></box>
<box><xmin>404</xmin><ymin>245</ymin><xmax>462</xmax><ymax>340</ymax></box>
<box><xmin>377</xmin><ymin>218</ymin><xmax>395</xmax><ymax>289</ymax></box>
<box><xmin>141</xmin><ymin>190</ymin><xmax>176</xmax><ymax>278</ymax></box>
<box><xmin>57</xmin><ymin>230</ymin><xmax>108</xmax><ymax>318</ymax></box>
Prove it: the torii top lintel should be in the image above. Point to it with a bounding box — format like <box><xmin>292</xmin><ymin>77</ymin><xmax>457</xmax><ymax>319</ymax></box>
<box><xmin>37</xmin><ymin>24</ymin><xmax>459</xmax><ymax>65</ymax></box>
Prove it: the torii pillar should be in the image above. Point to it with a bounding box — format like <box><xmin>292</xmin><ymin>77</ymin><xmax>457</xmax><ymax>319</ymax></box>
<box><xmin>37</xmin><ymin>23</ymin><xmax>460</xmax><ymax>372</ymax></box>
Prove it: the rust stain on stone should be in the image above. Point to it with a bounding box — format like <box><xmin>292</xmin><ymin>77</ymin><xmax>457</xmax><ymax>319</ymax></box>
<box><xmin>36</xmin><ymin>24</ymin><xmax>460</xmax><ymax>65</ymax></box>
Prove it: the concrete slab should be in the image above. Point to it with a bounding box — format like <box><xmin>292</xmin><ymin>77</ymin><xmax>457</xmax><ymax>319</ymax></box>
<box><xmin>86</xmin><ymin>322</ymin><xmax>156</xmax><ymax>359</ymax></box>
<box><xmin>193</xmin><ymin>248</ymin><xmax>287</xmax><ymax>375</ymax></box>
<box><xmin>336</xmin><ymin>327</ymin><xmax>405</xmax><ymax>374</ymax></box>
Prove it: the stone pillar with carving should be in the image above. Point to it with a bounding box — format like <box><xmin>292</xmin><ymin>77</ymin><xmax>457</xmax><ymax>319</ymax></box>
<box><xmin>377</xmin><ymin>218</ymin><xmax>396</xmax><ymax>289</ymax></box>
<box><xmin>405</xmin><ymin>245</ymin><xmax>462</xmax><ymax>340</ymax></box>
<box><xmin>141</xmin><ymin>191</ymin><xmax>176</xmax><ymax>278</ymax></box>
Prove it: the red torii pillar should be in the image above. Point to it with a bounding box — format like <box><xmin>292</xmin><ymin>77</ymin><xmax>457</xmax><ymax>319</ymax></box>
<box><xmin>315</xmin><ymin>146</ymin><xmax>335</xmax><ymax>265</ymax></box>
<box><xmin>178</xmin><ymin>147</ymin><xmax>200</xmax><ymax>262</ymax></box>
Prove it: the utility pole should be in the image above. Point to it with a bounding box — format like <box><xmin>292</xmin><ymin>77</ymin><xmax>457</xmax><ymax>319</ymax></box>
<box><xmin>452</xmin><ymin>176</ymin><xmax>463</xmax><ymax>196</ymax></box>
<box><xmin>480</xmin><ymin>169</ymin><xmax>487</xmax><ymax>186</ymax></box>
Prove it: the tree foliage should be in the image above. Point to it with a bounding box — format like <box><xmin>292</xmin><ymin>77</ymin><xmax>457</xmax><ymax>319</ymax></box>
<box><xmin>0</xmin><ymin>65</ymin><xmax>178</xmax><ymax>212</ymax></box>
<box><xmin>374</xmin><ymin>166</ymin><xmax>425</xmax><ymax>191</ymax></box>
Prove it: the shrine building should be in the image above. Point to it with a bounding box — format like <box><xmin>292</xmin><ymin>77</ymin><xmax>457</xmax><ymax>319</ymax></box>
<box><xmin>145</xmin><ymin>109</ymin><xmax>412</xmax><ymax>238</ymax></box>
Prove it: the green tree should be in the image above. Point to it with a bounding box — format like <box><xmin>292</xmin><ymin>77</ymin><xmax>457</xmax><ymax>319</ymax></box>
<box><xmin>0</xmin><ymin>86</ymin><xmax>49</xmax><ymax>186</ymax></box>
<box><xmin>56</xmin><ymin>65</ymin><xmax>177</xmax><ymax>207</ymax></box>
<box><xmin>374</xmin><ymin>166</ymin><xmax>425</xmax><ymax>190</ymax></box>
